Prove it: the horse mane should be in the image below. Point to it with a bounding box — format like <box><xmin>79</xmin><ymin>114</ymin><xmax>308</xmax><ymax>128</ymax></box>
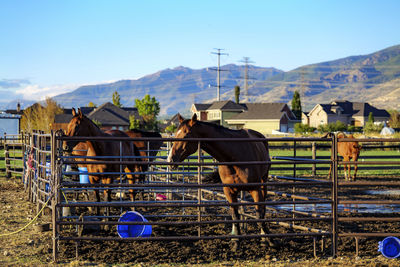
<box><xmin>192</xmin><ymin>120</ymin><xmax>248</xmax><ymax>138</ymax></box>
<box><xmin>128</xmin><ymin>129</ymin><xmax>162</xmax><ymax>138</ymax></box>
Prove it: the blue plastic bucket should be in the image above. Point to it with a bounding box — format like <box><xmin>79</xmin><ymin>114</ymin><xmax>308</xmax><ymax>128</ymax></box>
<box><xmin>78</xmin><ymin>167</ymin><xmax>90</xmax><ymax>184</ymax></box>
<box><xmin>378</xmin><ymin>236</ymin><xmax>400</xmax><ymax>259</ymax></box>
<box><xmin>46</xmin><ymin>161</ymin><xmax>51</xmax><ymax>177</ymax></box>
<box><xmin>117</xmin><ymin>211</ymin><xmax>152</xmax><ymax>238</ymax></box>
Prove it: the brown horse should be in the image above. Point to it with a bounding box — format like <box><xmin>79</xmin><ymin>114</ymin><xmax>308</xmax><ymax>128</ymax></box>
<box><xmin>63</xmin><ymin>108</ymin><xmax>141</xmax><ymax>206</ymax></box>
<box><xmin>167</xmin><ymin>114</ymin><xmax>275</xmax><ymax>248</ymax></box>
<box><xmin>324</xmin><ymin>132</ymin><xmax>362</xmax><ymax>181</ymax></box>
<box><xmin>102</xmin><ymin>129</ymin><xmax>163</xmax><ymax>182</ymax></box>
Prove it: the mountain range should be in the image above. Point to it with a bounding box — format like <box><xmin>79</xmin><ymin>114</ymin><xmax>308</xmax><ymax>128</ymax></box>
<box><xmin>9</xmin><ymin>44</ymin><xmax>400</xmax><ymax>115</ymax></box>
<box><xmin>52</xmin><ymin>64</ymin><xmax>282</xmax><ymax>116</ymax></box>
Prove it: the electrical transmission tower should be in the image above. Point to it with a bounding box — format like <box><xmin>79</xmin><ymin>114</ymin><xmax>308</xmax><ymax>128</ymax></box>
<box><xmin>239</xmin><ymin>57</ymin><xmax>255</xmax><ymax>101</ymax></box>
<box><xmin>210</xmin><ymin>48</ymin><xmax>228</xmax><ymax>101</ymax></box>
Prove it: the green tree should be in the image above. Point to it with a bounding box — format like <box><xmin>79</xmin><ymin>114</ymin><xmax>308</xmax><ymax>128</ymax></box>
<box><xmin>368</xmin><ymin>112</ymin><xmax>374</xmax><ymax>123</ymax></box>
<box><xmin>389</xmin><ymin>110</ymin><xmax>400</xmax><ymax>128</ymax></box>
<box><xmin>291</xmin><ymin>91</ymin><xmax>302</xmax><ymax>120</ymax></box>
<box><xmin>21</xmin><ymin>97</ymin><xmax>63</xmax><ymax>133</ymax></box>
<box><xmin>88</xmin><ymin>102</ymin><xmax>97</xmax><ymax>108</ymax></box>
<box><xmin>234</xmin><ymin>85</ymin><xmax>240</xmax><ymax>104</ymax></box>
<box><xmin>129</xmin><ymin>115</ymin><xmax>141</xmax><ymax>130</ymax></box>
<box><xmin>112</xmin><ymin>91</ymin><xmax>122</xmax><ymax>107</ymax></box>
<box><xmin>135</xmin><ymin>94</ymin><xmax>160</xmax><ymax>131</ymax></box>
<box><xmin>165</xmin><ymin>124</ymin><xmax>177</xmax><ymax>134</ymax></box>
<box><xmin>364</xmin><ymin>112</ymin><xmax>383</xmax><ymax>133</ymax></box>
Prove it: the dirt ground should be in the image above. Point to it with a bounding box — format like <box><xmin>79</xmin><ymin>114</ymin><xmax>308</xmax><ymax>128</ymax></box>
<box><xmin>1</xmin><ymin>173</ymin><xmax>400</xmax><ymax>266</ymax></box>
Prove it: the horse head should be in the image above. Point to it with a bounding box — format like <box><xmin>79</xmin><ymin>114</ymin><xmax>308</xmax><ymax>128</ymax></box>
<box><xmin>63</xmin><ymin>108</ymin><xmax>90</xmax><ymax>153</ymax></box>
<box><xmin>167</xmin><ymin>113</ymin><xmax>199</xmax><ymax>169</ymax></box>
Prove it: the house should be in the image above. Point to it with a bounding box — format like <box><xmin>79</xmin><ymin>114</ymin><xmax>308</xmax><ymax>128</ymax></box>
<box><xmin>225</xmin><ymin>103</ymin><xmax>299</xmax><ymax>134</ymax></box>
<box><xmin>52</xmin><ymin>102</ymin><xmax>142</xmax><ymax>131</ymax></box>
<box><xmin>197</xmin><ymin>101</ymin><xmax>246</xmax><ymax>127</ymax></box>
<box><xmin>307</xmin><ymin>100</ymin><xmax>390</xmax><ymax>128</ymax></box>
<box><xmin>191</xmin><ymin>100</ymin><xmax>299</xmax><ymax>135</ymax></box>
<box><xmin>191</xmin><ymin>104</ymin><xmax>211</xmax><ymax>121</ymax></box>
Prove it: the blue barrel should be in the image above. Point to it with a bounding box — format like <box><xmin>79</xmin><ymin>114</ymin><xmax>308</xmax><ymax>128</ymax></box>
<box><xmin>117</xmin><ymin>211</ymin><xmax>152</xmax><ymax>238</ymax></box>
<box><xmin>378</xmin><ymin>236</ymin><xmax>400</xmax><ymax>259</ymax></box>
<box><xmin>78</xmin><ymin>167</ymin><xmax>90</xmax><ymax>184</ymax></box>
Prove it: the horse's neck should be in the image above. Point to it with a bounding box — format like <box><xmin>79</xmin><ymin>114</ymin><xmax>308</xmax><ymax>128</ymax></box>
<box><xmin>85</xmin><ymin>121</ymin><xmax>107</xmax><ymax>155</ymax></box>
<box><xmin>198</xmin><ymin>124</ymin><xmax>241</xmax><ymax>162</ymax></box>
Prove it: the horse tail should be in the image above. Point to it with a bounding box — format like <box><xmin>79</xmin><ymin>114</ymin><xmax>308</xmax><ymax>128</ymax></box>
<box><xmin>202</xmin><ymin>171</ymin><xmax>221</xmax><ymax>183</ymax></box>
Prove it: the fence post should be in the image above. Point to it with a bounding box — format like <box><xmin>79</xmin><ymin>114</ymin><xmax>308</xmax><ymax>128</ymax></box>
<box><xmin>197</xmin><ymin>141</ymin><xmax>202</xmax><ymax>237</ymax></box>
<box><xmin>5</xmin><ymin>133</ymin><xmax>11</xmax><ymax>178</ymax></box>
<box><xmin>331</xmin><ymin>133</ymin><xmax>339</xmax><ymax>257</ymax></box>
<box><xmin>52</xmin><ymin>130</ymin><xmax>60</xmax><ymax>263</ymax></box>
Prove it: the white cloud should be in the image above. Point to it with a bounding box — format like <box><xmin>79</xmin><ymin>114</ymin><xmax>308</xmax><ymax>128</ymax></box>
<box><xmin>14</xmin><ymin>79</ymin><xmax>121</xmax><ymax>101</ymax></box>
<box><xmin>15</xmin><ymin>84</ymin><xmax>78</xmax><ymax>100</ymax></box>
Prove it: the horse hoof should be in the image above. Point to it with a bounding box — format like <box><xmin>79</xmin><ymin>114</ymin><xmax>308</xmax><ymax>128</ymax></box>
<box><xmin>263</xmin><ymin>237</ymin><xmax>279</xmax><ymax>248</ymax></box>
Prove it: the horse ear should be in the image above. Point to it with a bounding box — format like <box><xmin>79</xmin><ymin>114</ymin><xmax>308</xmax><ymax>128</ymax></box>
<box><xmin>189</xmin><ymin>113</ymin><xmax>198</xmax><ymax>126</ymax></box>
<box><xmin>72</xmin><ymin>108</ymin><xmax>77</xmax><ymax>116</ymax></box>
<box><xmin>78</xmin><ymin>108</ymin><xmax>83</xmax><ymax>118</ymax></box>
<box><xmin>178</xmin><ymin>114</ymin><xmax>185</xmax><ymax>123</ymax></box>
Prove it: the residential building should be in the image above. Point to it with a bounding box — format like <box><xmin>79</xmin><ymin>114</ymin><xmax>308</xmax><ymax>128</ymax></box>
<box><xmin>307</xmin><ymin>100</ymin><xmax>390</xmax><ymax>128</ymax></box>
<box><xmin>191</xmin><ymin>100</ymin><xmax>299</xmax><ymax>135</ymax></box>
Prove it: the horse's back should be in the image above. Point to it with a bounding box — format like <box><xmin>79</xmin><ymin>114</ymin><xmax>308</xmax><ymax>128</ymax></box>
<box><xmin>125</xmin><ymin>129</ymin><xmax>163</xmax><ymax>159</ymax></box>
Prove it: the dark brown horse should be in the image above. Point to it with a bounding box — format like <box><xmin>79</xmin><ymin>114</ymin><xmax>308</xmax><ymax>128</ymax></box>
<box><xmin>167</xmin><ymin>114</ymin><xmax>275</xmax><ymax>247</ymax></box>
<box><xmin>63</xmin><ymin>108</ymin><xmax>141</xmax><ymax>205</ymax></box>
<box><xmin>101</xmin><ymin>129</ymin><xmax>163</xmax><ymax>183</ymax></box>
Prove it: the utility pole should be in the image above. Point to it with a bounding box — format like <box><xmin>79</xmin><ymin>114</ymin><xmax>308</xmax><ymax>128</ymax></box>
<box><xmin>300</xmin><ymin>68</ymin><xmax>306</xmax><ymax>110</ymax></box>
<box><xmin>239</xmin><ymin>57</ymin><xmax>254</xmax><ymax>101</ymax></box>
<box><xmin>210</xmin><ymin>48</ymin><xmax>228</xmax><ymax>101</ymax></box>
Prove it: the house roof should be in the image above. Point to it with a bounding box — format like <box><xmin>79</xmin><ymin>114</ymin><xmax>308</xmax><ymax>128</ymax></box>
<box><xmin>54</xmin><ymin>114</ymin><xmax>73</xmax><ymax>124</ymax></box>
<box><xmin>228</xmin><ymin>103</ymin><xmax>295</xmax><ymax>120</ymax></box>
<box><xmin>87</xmin><ymin>102</ymin><xmax>130</xmax><ymax>126</ymax></box>
<box><xmin>192</xmin><ymin>103</ymin><xmax>212</xmax><ymax>112</ymax></box>
<box><xmin>54</xmin><ymin>103</ymin><xmax>141</xmax><ymax>126</ymax></box>
<box><xmin>207</xmin><ymin>100</ymin><xmax>245</xmax><ymax>111</ymax></box>
<box><xmin>318</xmin><ymin>100</ymin><xmax>390</xmax><ymax>117</ymax></box>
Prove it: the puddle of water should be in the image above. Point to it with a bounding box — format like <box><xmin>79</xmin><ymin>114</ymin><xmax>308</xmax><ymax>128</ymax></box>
<box><xmin>366</xmin><ymin>190</ymin><xmax>400</xmax><ymax>196</ymax></box>
<box><xmin>277</xmin><ymin>203</ymin><xmax>400</xmax><ymax>214</ymax></box>
<box><xmin>276</xmin><ymin>190</ymin><xmax>400</xmax><ymax>214</ymax></box>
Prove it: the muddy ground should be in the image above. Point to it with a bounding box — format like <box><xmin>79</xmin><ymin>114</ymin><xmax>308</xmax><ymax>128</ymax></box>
<box><xmin>1</xmin><ymin>173</ymin><xmax>400</xmax><ymax>266</ymax></box>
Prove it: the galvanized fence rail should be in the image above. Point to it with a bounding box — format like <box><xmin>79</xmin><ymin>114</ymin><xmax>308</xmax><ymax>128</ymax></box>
<box><xmin>4</xmin><ymin>132</ymin><xmax>400</xmax><ymax>261</ymax></box>
<box><xmin>50</xmin><ymin>134</ymin><xmax>337</xmax><ymax>262</ymax></box>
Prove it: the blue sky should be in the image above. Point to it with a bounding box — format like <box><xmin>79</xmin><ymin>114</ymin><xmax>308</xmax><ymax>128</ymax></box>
<box><xmin>0</xmin><ymin>0</ymin><xmax>399</xmax><ymax>106</ymax></box>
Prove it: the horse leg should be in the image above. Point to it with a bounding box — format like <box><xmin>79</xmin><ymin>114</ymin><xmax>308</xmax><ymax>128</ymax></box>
<box><xmin>343</xmin><ymin>156</ymin><xmax>350</xmax><ymax>181</ymax></box>
<box><xmin>125</xmin><ymin>167</ymin><xmax>135</xmax><ymax>200</ymax></box>
<box><xmin>101</xmin><ymin>177</ymin><xmax>112</xmax><ymax>231</ymax></box>
<box><xmin>249</xmin><ymin>189</ymin><xmax>276</xmax><ymax>248</ymax></box>
<box><xmin>352</xmin><ymin>155</ymin><xmax>359</xmax><ymax>181</ymax></box>
<box><xmin>223</xmin><ymin>187</ymin><xmax>240</xmax><ymax>251</ymax></box>
<box><xmin>89</xmin><ymin>175</ymin><xmax>101</xmax><ymax>215</ymax></box>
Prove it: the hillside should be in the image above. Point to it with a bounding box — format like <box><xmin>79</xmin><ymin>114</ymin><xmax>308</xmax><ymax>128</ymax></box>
<box><xmin>53</xmin><ymin>65</ymin><xmax>283</xmax><ymax>115</ymax></box>
<box><xmin>248</xmin><ymin>44</ymin><xmax>400</xmax><ymax>111</ymax></box>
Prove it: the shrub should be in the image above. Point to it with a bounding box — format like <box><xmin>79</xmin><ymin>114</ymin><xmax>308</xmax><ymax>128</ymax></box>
<box><xmin>294</xmin><ymin>123</ymin><xmax>316</xmax><ymax>133</ymax></box>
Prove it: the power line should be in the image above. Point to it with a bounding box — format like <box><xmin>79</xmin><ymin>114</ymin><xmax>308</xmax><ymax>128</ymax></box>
<box><xmin>210</xmin><ymin>48</ymin><xmax>228</xmax><ymax>101</ymax></box>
